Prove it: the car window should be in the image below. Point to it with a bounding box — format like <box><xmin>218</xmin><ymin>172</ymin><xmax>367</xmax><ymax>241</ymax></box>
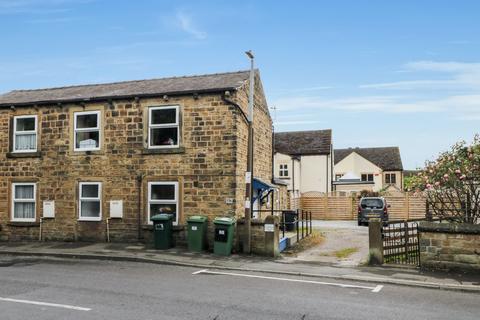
<box><xmin>361</xmin><ymin>199</ymin><xmax>384</xmax><ymax>209</ymax></box>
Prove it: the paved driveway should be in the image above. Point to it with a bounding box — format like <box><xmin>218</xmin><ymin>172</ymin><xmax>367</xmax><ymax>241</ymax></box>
<box><xmin>286</xmin><ymin>220</ymin><xmax>369</xmax><ymax>267</ymax></box>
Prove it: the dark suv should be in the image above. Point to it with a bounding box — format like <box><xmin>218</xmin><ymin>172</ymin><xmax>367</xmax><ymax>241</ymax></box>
<box><xmin>357</xmin><ymin>197</ymin><xmax>389</xmax><ymax>226</ymax></box>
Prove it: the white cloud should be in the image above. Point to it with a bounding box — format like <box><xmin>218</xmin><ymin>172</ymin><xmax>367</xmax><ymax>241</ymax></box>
<box><xmin>175</xmin><ymin>11</ymin><xmax>207</xmax><ymax>40</ymax></box>
<box><xmin>360</xmin><ymin>61</ymin><xmax>480</xmax><ymax>90</ymax></box>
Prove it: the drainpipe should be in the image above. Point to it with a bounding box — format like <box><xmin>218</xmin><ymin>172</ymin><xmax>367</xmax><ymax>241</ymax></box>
<box><xmin>137</xmin><ymin>173</ymin><xmax>144</xmax><ymax>241</ymax></box>
<box><xmin>38</xmin><ymin>217</ymin><xmax>43</xmax><ymax>241</ymax></box>
<box><xmin>325</xmin><ymin>153</ymin><xmax>328</xmax><ymax>194</ymax></box>
<box><xmin>271</xmin><ymin>126</ymin><xmax>275</xmax><ymax>184</ymax></box>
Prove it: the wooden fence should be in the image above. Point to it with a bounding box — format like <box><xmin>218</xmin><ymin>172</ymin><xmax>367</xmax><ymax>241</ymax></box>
<box><xmin>295</xmin><ymin>192</ymin><xmax>427</xmax><ymax>221</ymax></box>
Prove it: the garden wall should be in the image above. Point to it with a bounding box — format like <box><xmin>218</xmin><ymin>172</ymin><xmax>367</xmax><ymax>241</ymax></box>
<box><xmin>419</xmin><ymin>222</ymin><xmax>480</xmax><ymax>272</ymax></box>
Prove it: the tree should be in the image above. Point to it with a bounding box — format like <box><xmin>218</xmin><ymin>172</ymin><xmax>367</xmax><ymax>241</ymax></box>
<box><xmin>411</xmin><ymin>135</ymin><xmax>480</xmax><ymax>224</ymax></box>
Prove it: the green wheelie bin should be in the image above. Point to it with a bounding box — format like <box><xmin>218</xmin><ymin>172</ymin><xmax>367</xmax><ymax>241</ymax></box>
<box><xmin>187</xmin><ymin>216</ymin><xmax>208</xmax><ymax>252</ymax></box>
<box><xmin>150</xmin><ymin>214</ymin><xmax>174</xmax><ymax>249</ymax></box>
<box><xmin>213</xmin><ymin>217</ymin><xmax>236</xmax><ymax>256</ymax></box>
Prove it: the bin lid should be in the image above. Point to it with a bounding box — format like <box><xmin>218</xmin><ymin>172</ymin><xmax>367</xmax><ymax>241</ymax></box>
<box><xmin>150</xmin><ymin>213</ymin><xmax>174</xmax><ymax>221</ymax></box>
<box><xmin>213</xmin><ymin>216</ymin><xmax>236</xmax><ymax>225</ymax></box>
<box><xmin>187</xmin><ymin>215</ymin><xmax>207</xmax><ymax>223</ymax></box>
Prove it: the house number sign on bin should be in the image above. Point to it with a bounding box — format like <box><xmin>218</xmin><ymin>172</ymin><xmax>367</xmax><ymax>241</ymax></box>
<box><xmin>155</xmin><ymin>223</ymin><xmax>164</xmax><ymax>231</ymax></box>
<box><xmin>191</xmin><ymin>226</ymin><xmax>198</xmax><ymax>231</ymax></box>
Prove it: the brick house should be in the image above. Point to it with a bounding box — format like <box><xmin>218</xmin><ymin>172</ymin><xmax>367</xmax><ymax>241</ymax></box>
<box><xmin>0</xmin><ymin>70</ymin><xmax>275</xmax><ymax>247</ymax></box>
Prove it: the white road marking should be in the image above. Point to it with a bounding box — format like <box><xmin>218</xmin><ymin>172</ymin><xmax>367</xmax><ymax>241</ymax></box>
<box><xmin>0</xmin><ymin>297</ymin><xmax>91</xmax><ymax>311</ymax></box>
<box><xmin>193</xmin><ymin>269</ymin><xmax>384</xmax><ymax>293</ymax></box>
<box><xmin>372</xmin><ymin>285</ymin><xmax>384</xmax><ymax>293</ymax></box>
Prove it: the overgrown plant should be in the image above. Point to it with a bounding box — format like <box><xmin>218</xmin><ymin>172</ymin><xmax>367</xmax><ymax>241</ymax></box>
<box><xmin>411</xmin><ymin>135</ymin><xmax>480</xmax><ymax>224</ymax></box>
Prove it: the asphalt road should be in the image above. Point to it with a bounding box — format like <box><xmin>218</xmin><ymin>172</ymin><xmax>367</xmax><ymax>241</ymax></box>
<box><xmin>0</xmin><ymin>258</ymin><xmax>478</xmax><ymax>320</ymax></box>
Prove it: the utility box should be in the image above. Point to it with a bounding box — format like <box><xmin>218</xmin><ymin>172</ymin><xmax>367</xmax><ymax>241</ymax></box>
<box><xmin>213</xmin><ymin>217</ymin><xmax>235</xmax><ymax>256</ymax></box>
<box><xmin>109</xmin><ymin>200</ymin><xmax>123</xmax><ymax>218</ymax></box>
<box><xmin>151</xmin><ymin>214</ymin><xmax>174</xmax><ymax>250</ymax></box>
<box><xmin>187</xmin><ymin>215</ymin><xmax>208</xmax><ymax>252</ymax></box>
<box><xmin>42</xmin><ymin>201</ymin><xmax>55</xmax><ymax>218</ymax></box>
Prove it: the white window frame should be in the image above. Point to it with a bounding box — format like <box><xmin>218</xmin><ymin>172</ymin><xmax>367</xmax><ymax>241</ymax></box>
<box><xmin>74</xmin><ymin>110</ymin><xmax>101</xmax><ymax>151</ymax></box>
<box><xmin>148</xmin><ymin>106</ymin><xmax>180</xmax><ymax>149</ymax></box>
<box><xmin>279</xmin><ymin>164</ymin><xmax>289</xmax><ymax>177</ymax></box>
<box><xmin>385</xmin><ymin>173</ymin><xmax>396</xmax><ymax>184</ymax></box>
<box><xmin>147</xmin><ymin>181</ymin><xmax>179</xmax><ymax>225</ymax></box>
<box><xmin>361</xmin><ymin>173</ymin><xmax>374</xmax><ymax>182</ymax></box>
<box><xmin>78</xmin><ymin>182</ymin><xmax>102</xmax><ymax>221</ymax></box>
<box><xmin>11</xmin><ymin>182</ymin><xmax>36</xmax><ymax>222</ymax></box>
<box><xmin>13</xmin><ymin>115</ymin><xmax>38</xmax><ymax>153</ymax></box>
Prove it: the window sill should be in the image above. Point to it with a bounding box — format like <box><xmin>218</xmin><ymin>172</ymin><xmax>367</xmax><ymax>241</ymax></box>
<box><xmin>278</xmin><ymin>177</ymin><xmax>291</xmax><ymax>180</ymax></box>
<box><xmin>78</xmin><ymin>218</ymin><xmax>102</xmax><ymax>222</ymax></box>
<box><xmin>8</xmin><ymin>222</ymin><xmax>40</xmax><ymax>227</ymax></box>
<box><xmin>142</xmin><ymin>147</ymin><xmax>185</xmax><ymax>155</ymax></box>
<box><xmin>71</xmin><ymin>150</ymin><xmax>104</xmax><ymax>156</ymax></box>
<box><xmin>6</xmin><ymin>151</ymin><xmax>41</xmax><ymax>158</ymax></box>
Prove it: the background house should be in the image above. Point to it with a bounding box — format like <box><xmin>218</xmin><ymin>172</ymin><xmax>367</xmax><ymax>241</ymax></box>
<box><xmin>273</xmin><ymin>130</ymin><xmax>333</xmax><ymax>198</ymax></box>
<box><xmin>0</xmin><ymin>70</ymin><xmax>278</xmax><ymax>246</ymax></box>
<box><xmin>333</xmin><ymin>147</ymin><xmax>404</xmax><ymax>192</ymax></box>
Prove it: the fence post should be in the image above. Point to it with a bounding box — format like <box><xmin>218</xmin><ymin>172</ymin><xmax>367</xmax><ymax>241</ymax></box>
<box><xmin>301</xmin><ymin>210</ymin><xmax>305</xmax><ymax>239</ymax></box>
<box><xmin>296</xmin><ymin>209</ymin><xmax>299</xmax><ymax>243</ymax></box>
<box><xmin>368</xmin><ymin>219</ymin><xmax>384</xmax><ymax>265</ymax></box>
<box><xmin>404</xmin><ymin>221</ymin><xmax>409</xmax><ymax>264</ymax></box>
<box><xmin>310</xmin><ymin>211</ymin><xmax>312</xmax><ymax>234</ymax></box>
<box><xmin>406</xmin><ymin>193</ymin><xmax>410</xmax><ymax>220</ymax></box>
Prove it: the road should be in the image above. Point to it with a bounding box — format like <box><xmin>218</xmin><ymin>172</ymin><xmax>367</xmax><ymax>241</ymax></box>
<box><xmin>0</xmin><ymin>258</ymin><xmax>478</xmax><ymax>319</ymax></box>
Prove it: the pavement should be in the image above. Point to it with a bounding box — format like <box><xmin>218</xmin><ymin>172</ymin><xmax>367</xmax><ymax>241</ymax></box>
<box><xmin>1</xmin><ymin>258</ymin><xmax>479</xmax><ymax>319</ymax></box>
<box><xmin>0</xmin><ymin>241</ymin><xmax>479</xmax><ymax>293</ymax></box>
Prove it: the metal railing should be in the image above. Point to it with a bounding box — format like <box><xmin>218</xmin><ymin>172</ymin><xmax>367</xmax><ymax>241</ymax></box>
<box><xmin>382</xmin><ymin>220</ymin><xmax>420</xmax><ymax>266</ymax></box>
<box><xmin>252</xmin><ymin>209</ymin><xmax>313</xmax><ymax>241</ymax></box>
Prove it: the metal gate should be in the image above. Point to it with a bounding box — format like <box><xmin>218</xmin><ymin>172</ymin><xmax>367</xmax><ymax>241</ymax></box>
<box><xmin>382</xmin><ymin>221</ymin><xmax>420</xmax><ymax>266</ymax></box>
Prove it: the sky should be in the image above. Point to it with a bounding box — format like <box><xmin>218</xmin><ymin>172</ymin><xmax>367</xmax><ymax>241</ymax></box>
<box><xmin>1</xmin><ymin>0</ymin><xmax>480</xmax><ymax>169</ymax></box>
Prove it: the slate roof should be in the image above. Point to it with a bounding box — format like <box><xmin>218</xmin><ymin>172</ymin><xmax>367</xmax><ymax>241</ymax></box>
<box><xmin>0</xmin><ymin>70</ymin><xmax>251</xmax><ymax>107</ymax></box>
<box><xmin>274</xmin><ymin>130</ymin><xmax>332</xmax><ymax>155</ymax></box>
<box><xmin>334</xmin><ymin>147</ymin><xmax>403</xmax><ymax>171</ymax></box>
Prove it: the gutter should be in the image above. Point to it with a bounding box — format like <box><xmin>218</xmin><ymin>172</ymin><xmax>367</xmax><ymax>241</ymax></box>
<box><xmin>0</xmin><ymin>87</ymin><xmax>240</xmax><ymax>109</ymax></box>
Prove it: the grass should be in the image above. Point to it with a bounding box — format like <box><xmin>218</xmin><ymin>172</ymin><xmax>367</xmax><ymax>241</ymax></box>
<box><xmin>282</xmin><ymin>230</ymin><xmax>325</xmax><ymax>256</ymax></box>
<box><xmin>333</xmin><ymin>247</ymin><xmax>359</xmax><ymax>259</ymax></box>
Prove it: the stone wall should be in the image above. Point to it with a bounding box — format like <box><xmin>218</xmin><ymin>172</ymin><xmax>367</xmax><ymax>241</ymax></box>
<box><xmin>237</xmin><ymin>215</ymin><xmax>279</xmax><ymax>256</ymax></box>
<box><xmin>419</xmin><ymin>222</ymin><xmax>480</xmax><ymax>272</ymax></box>
<box><xmin>0</xmin><ymin>87</ymin><xmax>271</xmax><ymax>246</ymax></box>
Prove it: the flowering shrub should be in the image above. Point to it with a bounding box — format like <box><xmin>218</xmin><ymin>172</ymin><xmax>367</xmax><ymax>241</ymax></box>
<box><xmin>410</xmin><ymin>135</ymin><xmax>480</xmax><ymax>224</ymax></box>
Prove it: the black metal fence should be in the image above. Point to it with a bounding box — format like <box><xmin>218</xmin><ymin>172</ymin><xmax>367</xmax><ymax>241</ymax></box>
<box><xmin>252</xmin><ymin>209</ymin><xmax>313</xmax><ymax>242</ymax></box>
<box><xmin>382</xmin><ymin>220</ymin><xmax>420</xmax><ymax>266</ymax></box>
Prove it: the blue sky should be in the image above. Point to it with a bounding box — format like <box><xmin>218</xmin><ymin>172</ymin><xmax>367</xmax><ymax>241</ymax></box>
<box><xmin>1</xmin><ymin>0</ymin><xmax>480</xmax><ymax>169</ymax></box>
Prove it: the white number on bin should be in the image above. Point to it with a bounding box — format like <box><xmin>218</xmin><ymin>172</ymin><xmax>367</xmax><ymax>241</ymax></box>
<box><xmin>219</xmin><ymin>230</ymin><xmax>225</xmax><ymax>235</ymax></box>
<box><xmin>191</xmin><ymin>226</ymin><xmax>198</xmax><ymax>231</ymax></box>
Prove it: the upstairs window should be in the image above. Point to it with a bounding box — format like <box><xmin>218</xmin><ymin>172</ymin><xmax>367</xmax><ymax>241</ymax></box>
<box><xmin>79</xmin><ymin>182</ymin><xmax>102</xmax><ymax>221</ymax></box>
<box><xmin>279</xmin><ymin>164</ymin><xmax>289</xmax><ymax>177</ymax></box>
<box><xmin>74</xmin><ymin>111</ymin><xmax>100</xmax><ymax>151</ymax></box>
<box><xmin>148</xmin><ymin>106</ymin><xmax>179</xmax><ymax>148</ymax></box>
<box><xmin>361</xmin><ymin>174</ymin><xmax>374</xmax><ymax>182</ymax></box>
<box><xmin>12</xmin><ymin>183</ymin><xmax>36</xmax><ymax>222</ymax></box>
<box><xmin>148</xmin><ymin>182</ymin><xmax>179</xmax><ymax>225</ymax></box>
<box><xmin>13</xmin><ymin>115</ymin><xmax>37</xmax><ymax>152</ymax></box>
<box><xmin>385</xmin><ymin>173</ymin><xmax>397</xmax><ymax>184</ymax></box>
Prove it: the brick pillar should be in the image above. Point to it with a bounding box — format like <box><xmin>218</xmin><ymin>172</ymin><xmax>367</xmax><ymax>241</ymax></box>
<box><xmin>368</xmin><ymin>219</ymin><xmax>384</xmax><ymax>265</ymax></box>
<box><xmin>263</xmin><ymin>215</ymin><xmax>280</xmax><ymax>257</ymax></box>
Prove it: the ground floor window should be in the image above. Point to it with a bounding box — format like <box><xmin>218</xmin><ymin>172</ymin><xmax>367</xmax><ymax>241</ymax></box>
<box><xmin>12</xmin><ymin>183</ymin><xmax>36</xmax><ymax>222</ymax></box>
<box><xmin>79</xmin><ymin>182</ymin><xmax>102</xmax><ymax>221</ymax></box>
<box><xmin>148</xmin><ymin>182</ymin><xmax>178</xmax><ymax>225</ymax></box>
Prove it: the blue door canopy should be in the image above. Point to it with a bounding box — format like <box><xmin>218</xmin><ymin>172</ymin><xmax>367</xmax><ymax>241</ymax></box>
<box><xmin>253</xmin><ymin>178</ymin><xmax>277</xmax><ymax>203</ymax></box>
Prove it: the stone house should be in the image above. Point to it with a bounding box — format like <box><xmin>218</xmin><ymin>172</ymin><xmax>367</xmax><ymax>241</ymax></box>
<box><xmin>333</xmin><ymin>147</ymin><xmax>404</xmax><ymax>192</ymax></box>
<box><xmin>0</xmin><ymin>70</ymin><xmax>276</xmax><ymax>247</ymax></box>
<box><xmin>273</xmin><ymin>130</ymin><xmax>333</xmax><ymax>198</ymax></box>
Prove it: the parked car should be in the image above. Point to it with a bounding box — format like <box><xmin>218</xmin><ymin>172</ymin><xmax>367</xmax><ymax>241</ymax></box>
<box><xmin>357</xmin><ymin>197</ymin><xmax>389</xmax><ymax>226</ymax></box>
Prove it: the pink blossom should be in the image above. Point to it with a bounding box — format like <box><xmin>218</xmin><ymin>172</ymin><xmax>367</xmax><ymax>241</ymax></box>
<box><xmin>426</xmin><ymin>183</ymin><xmax>432</xmax><ymax>189</ymax></box>
<box><xmin>435</xmin><ymin>181</ymin><xmax>440</xmax><ymax>186</ymax></box>
<box><xmin>443</xmin><ymin>174</ymin><xmax>449</xmax><ymax>179</ymax></box>
<box><xmin>460</xmin><ymin>175</ymin><xmax>466</xmax><ymax>180</ymax></box>
<box><xmin>455</xmin><ymin>169</ymin><xmax>461</xmax><ymax>174</ymax></box>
